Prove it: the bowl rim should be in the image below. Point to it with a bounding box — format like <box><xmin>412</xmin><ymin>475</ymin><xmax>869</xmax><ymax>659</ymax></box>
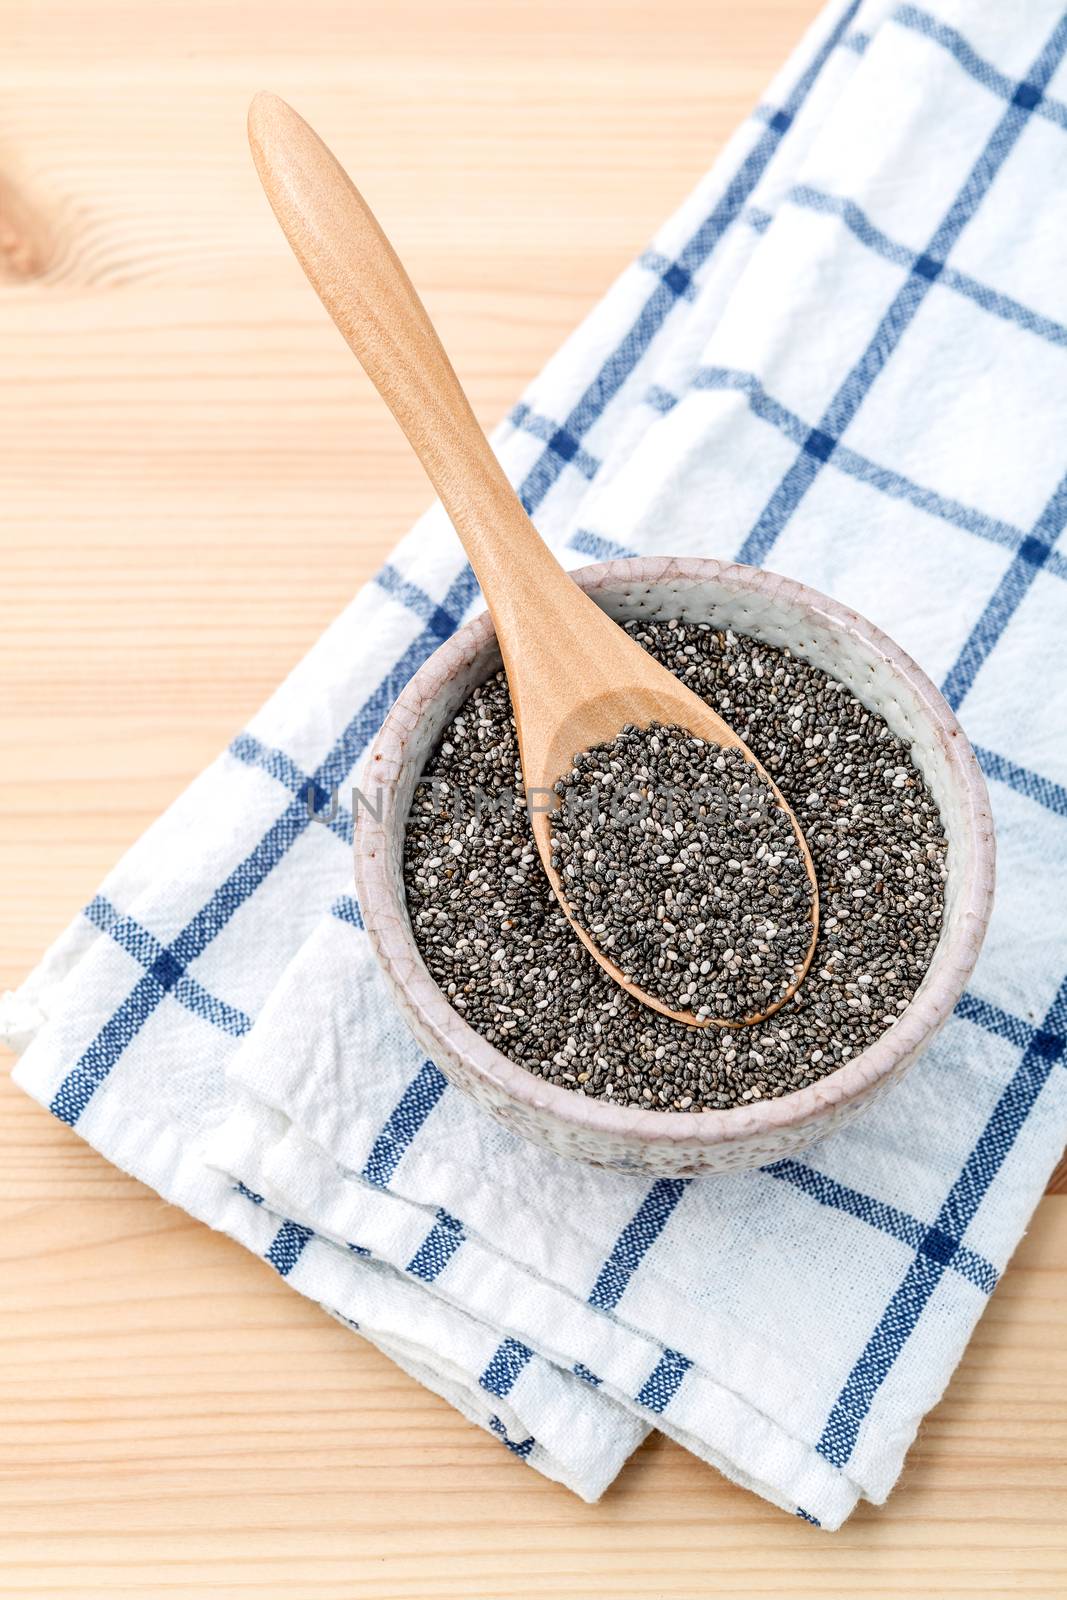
<box><xmin>354</xmin><ymin>555</ymin><xmax>996</xmax><ymax>1149</ymax></box>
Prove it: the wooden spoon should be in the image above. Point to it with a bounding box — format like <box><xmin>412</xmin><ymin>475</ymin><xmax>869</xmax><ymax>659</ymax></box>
<box><xmin>247</xmin><ymin>92</ymin><xmax>818</xmax><ymax>1027</ymax></box>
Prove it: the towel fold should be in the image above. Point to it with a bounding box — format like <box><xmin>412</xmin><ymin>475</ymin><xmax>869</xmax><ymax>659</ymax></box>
<box><xmin>7</xmin><ymin>0</ymin><xmax>1067</xmax><ymax>1527</ymax></box>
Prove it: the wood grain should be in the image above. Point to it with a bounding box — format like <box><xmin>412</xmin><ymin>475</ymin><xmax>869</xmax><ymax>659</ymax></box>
<box><xmin>2</xmin><ymin>1</ymin><xmax>1065</xmax><ymax>1594</ymax></box>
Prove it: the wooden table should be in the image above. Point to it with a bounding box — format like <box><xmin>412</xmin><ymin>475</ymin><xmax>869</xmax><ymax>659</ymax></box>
<box><xmin>2</xmin><ymin>2</ymin><xmax>1065</xmax><ymax>1593</ymax></box>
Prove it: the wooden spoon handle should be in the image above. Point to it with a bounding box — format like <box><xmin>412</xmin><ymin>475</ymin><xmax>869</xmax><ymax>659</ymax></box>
<box><xmin>247</xmin><ymin>93</ymin><xmax>567</xmax><ymax>621</ymax></box>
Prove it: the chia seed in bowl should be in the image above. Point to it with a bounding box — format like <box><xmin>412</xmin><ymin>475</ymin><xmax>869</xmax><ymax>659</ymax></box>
<box><xmin>402</xmin><ymin>619</ymin><xmax>947</xmax><ymax>1113</ymax></box>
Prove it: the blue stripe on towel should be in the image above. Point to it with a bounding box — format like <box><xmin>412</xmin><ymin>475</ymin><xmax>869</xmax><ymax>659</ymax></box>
<box><xmin>406</xmin><ymin>1209</ymin><xmax>466</xmax><ymax>1283</ymax></box>
<box><xmin>480</xmin><ymin>1337</ymin><xmax>535</xmax><ymax>1398</ymax></box>
<box><xmin>488</xmin><ymin>1415</ymin><xmax>536</xmax><ymax>1458</ymax></box>
<box><xmin>636</xmin><ymin>1348</ymin><xmax>693</xmax><ymax>1414</ymax></box>
<box><xmin>816</xmin><ymin>973</ymin><xmax>1067</xmax><ymax>1467</ymax></box>
<box><xmin>265</xmin><ymin>1218</ymin><xmax>314</xmax><ymax>1278</ymax></box>
<box><xmin>588</xmin><ymin>1178</ymin><xmax>688</xmax><ymax>1311</ymax></box>
<box><xmin>361</xmin><ymin>1060</ymin><xmax>450</xmax><ymax>1189</ymax></box>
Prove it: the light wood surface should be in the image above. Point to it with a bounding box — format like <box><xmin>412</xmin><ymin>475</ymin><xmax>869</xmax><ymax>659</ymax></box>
<box><xmin>1</xmin><ymin>1</ymin><xmax>1064</xmax><ymax>1595</ymax></box>
<box><xmin>247</xmin><ymin>89</ymin><xmax>816</xmax><ymax>1028</ymax></box>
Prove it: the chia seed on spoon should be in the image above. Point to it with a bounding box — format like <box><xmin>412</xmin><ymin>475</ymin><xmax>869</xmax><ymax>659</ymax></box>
<box><xmin>548</xmin><ymin>727</ymin><xmax>813</xmax><ymax>1021</ymax></box>
<box><xmin>402</xmin><ymin>619</ymin><xmax>947</xmax><ymax>1112</ymax></box>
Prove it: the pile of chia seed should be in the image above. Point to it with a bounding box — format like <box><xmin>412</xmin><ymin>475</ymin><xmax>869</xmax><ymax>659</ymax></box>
<box><xmin>403</xmin><ymin>619</ymin><xmax>948</xmax><ymax>1111</ymax></box>
<box><xmin>548</xmin><ymin>728</ymin><xmax>813</xmax><ymax>1021</ymax></box>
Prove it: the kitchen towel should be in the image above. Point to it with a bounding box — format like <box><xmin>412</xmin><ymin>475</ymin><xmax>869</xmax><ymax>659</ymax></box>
<box><xmin>6</xmin><ymin>0</ymin><xmax>1067</xmax><ymax>1528</ymax></box>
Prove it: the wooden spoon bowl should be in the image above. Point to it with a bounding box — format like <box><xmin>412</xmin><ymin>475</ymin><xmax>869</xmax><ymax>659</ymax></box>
<box><xmin>524</xmin><ymin>660</ymin><xmax>818</xmax><ymax>1028</ymax></box>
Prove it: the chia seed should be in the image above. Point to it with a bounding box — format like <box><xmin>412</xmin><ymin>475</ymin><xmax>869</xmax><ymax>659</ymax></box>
<box><xmin>402</xmin><ymin>619</ymin><xmax>948</xmax><ymax>1112</ymax></box>
<box><xmin>548</xmin><ymin>727</ymin><xmax>813</xmax><ymax>1021</ymax></box>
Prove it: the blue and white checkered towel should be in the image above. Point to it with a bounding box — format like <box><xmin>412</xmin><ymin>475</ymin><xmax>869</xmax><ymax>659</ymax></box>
<box><xmin>6</xmin><ymin>0</ymin><xmax>1067</xmax><ymax>1528</ymax></box>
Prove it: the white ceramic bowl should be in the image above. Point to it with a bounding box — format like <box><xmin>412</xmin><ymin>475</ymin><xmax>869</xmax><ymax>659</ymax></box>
<box><xmin>354</xmin><ymin>557</ymin><xmax>995</xmax><ymax>1175</ymax></box>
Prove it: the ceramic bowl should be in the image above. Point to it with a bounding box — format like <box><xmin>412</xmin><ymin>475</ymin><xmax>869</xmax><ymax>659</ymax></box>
<box><xmin>354</xmin><ymin>557</ymin><xmax>995</xmax><ymax>1176</ymax></box>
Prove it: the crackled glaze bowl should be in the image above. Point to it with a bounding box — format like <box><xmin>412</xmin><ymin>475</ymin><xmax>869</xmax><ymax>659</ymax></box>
<box><xmin>354</xmin><ymin>557</ymin><xmax>995</xmax><ymax>1176</ymax></box>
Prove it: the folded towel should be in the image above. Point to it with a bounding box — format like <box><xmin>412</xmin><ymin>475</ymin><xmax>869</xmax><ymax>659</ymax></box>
<box><xmin>6</xmin><ymin>0</ymin><xmax>1067</xmax><ymax>1528</ymax></box>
